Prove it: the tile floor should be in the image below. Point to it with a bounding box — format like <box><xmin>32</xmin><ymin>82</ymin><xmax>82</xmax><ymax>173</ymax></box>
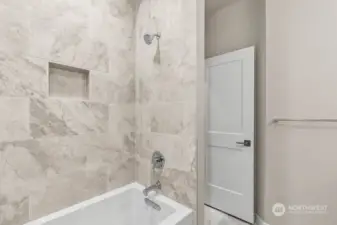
<box><xmin>204</xmin><ymin>205</ymin><xmax>251</xmax><ymax>225</ymax></box>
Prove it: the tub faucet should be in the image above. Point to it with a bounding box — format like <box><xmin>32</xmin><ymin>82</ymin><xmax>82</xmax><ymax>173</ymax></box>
<box><xmin>143</xmin><ymin>181</ymin><xmax>162</xmax><ymax>196</ymax></box>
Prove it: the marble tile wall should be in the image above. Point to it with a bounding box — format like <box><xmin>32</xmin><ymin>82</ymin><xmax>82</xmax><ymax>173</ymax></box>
<box><xmin>0</xmin><ymin>0</ymin><xmax>136</xmax><ymax>224</ymax></box>
<box><xmin>0</xmin><ymin>0</ymin><xmax>198</xmax><ymax>224</ymax></box>
<box><xmin>134</xmin><ymin>0</ymin><xmax>197</xmax><ymax>209</ymax></box>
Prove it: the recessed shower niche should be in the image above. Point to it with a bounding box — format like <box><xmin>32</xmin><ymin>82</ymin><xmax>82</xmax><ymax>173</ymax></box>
<box><xmin>49</xmin><ymin>62</ymin><xmax>89</xmax><ymax>99</ymax></box>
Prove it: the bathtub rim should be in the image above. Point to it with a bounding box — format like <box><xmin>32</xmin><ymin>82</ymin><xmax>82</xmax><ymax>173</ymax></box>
<box><xmin>24</xmin><ymin>182</ymin><xmax>192</xmax><ymax>225</ymax></box>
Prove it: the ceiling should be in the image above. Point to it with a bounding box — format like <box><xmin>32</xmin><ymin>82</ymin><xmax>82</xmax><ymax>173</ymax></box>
<box><xmin>206</xmin><ymin>0</ymin><xmax>239</xmax><ymax>15</ymax></box>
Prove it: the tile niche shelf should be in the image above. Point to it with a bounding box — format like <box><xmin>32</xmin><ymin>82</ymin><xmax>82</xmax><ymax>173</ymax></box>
<box><xmin>49</xmin><ymin>62</ymin><xmax>89</xmax><ymax>99</ymax></box>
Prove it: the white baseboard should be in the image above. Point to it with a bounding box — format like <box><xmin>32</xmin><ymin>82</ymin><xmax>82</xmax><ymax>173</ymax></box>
<box><xmin>255</xmin><ymin>214</ymin><xmax>270</xmax><ymax>225</ymax></box>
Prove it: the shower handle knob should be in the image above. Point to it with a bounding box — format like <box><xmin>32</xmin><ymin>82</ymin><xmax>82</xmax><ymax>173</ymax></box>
<box><xmin>152</xmin><ymin>151</ymin><xmax>165</xmax><ymax>169</ymax></box>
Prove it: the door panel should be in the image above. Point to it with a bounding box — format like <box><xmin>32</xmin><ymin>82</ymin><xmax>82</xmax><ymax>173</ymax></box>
<box><xmin>209</xmin><ymin>60</ymin><xmax>243</xmax><ymax>133</ymax></box>
<box><xmin>206</xmin><ymin>47</ymin><xmax>255</xmax><ymax>224</ymax></box>
<box><xmin>208</xmin><ymin>146</ymin><xmax>247</xmax><ymax>193</ymax></box>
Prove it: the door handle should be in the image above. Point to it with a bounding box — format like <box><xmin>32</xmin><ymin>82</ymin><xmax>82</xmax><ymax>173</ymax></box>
<box><xmin>236</xmin><ymin>140</ymin><xmax>251</xmax><ymax>147</ymax></box>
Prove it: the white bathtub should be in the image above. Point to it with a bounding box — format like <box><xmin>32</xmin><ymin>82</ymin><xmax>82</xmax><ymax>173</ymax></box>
<box><xmin>25</xmin><ymin>183</ymin><xmax>193</xmax><ymax>225</ymax></box>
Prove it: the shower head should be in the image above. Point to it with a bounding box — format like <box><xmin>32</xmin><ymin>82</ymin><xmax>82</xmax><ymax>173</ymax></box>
<box><xmin>144</xmin><ymin>33</ymin><xmax>161</xmax><ymax>45</ymax></box>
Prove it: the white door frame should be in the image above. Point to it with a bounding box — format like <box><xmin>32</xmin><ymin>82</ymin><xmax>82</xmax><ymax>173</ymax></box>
<box><xmin>196</xmin><ymin>0</ymin><xmax>206</xmax><ymax>224</ymax></box>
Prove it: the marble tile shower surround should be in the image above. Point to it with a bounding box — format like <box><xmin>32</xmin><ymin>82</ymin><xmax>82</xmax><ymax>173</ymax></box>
<box><xmin>134</xmin><ymin>0</ymin><xmax>197</xmax><ymax>210</ymax></box>
<box><xmin>0</xmin><ymin>0</ymin><xmax>197</xmax><ymax>224</ymax></box>
<box><xmin>0</xmin><ymin>0</ymin><xmax>136</xmax><ymax>224</ymax></box>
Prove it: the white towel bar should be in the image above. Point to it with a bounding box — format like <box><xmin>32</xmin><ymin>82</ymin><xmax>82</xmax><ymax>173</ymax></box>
<box><xmin>270</xmin><ymin>118</ymin><xmax>337</xmax><ymax>124</ymax></box>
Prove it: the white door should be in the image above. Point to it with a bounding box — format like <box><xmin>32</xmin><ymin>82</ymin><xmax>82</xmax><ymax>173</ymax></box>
<box><xmin>205</xmin><ymin>47</ymin><xmax>255</xmax><ymax>223</ymax></box>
